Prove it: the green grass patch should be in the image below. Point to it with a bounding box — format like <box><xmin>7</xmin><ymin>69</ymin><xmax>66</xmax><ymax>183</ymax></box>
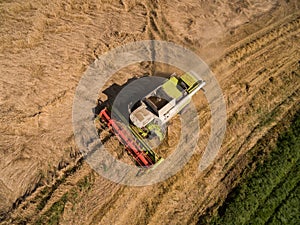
<box><xmin>266</xmin><ymin>184</ymin><xmax>300</xmax><ymax>225</ymax></box>
<box><xmin>34</xmin><ymin>173</ymin><xmax>95</xmax><ymax>224</ymax></box>
<box><xmin>36</xmin><ymin>193</ymin><xmax>68</xmax><ymax>225</ymax></box>
<box><xmin>206</xmin><ymin>110</ymin><xmax>300</xmax><ymax>225</ymax></box>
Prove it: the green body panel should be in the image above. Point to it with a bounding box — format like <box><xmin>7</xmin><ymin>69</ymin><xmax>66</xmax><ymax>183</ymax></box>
<box><xmin>131</xmin><ymin>126</ymin><xmax>149</xmax><ymax>138</ymax></box>
<box><xmin>146</xmin><ymin>122</ymin><xmax>164</xmax><ymax>141</ymax></box>
<box><xmin>169</xmin><ymin>76</ymin><xmax>179</xmax><ymax>85</ymax></box>
<box><xmin>162</xmin><ymin>77</ymin><xmax>182</xmax><ymax>99</ymax></box>
<box><xmin>180</xmin><ymin>72</ymin><xmax>199</xmax><ymax>93</ymax></box>
<box><xmin>162</xmin><ymin>72</ymin><xmax>200</xmax><ymax>97</ymax></box>
<box><xmin>180</xmin><ymin>72</ymin><xmax>198</xmax><ymax>87</ymax></box>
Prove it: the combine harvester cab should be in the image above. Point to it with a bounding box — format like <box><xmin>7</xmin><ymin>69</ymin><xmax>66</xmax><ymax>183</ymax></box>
<box><xmin>130</xmin><ymin>72</ymin><xmax>206</xmax><ymax>129</ymax></box>
<box><xmin>98</xmin><ymin>72</ymin><xmax>205</xmax><ymax>169</ymax></box>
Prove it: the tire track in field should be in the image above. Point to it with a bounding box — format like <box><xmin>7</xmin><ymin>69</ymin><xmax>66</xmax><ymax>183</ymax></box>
<box><xmin>222</xmin><ymin>49</ymin><xmax>300</xmax><ymax>159</ymax></box>
<box><xmin>213</xmin><ymin>13</ymin><xmax>300</xmax><ymax>79</ymax></box>
<box><xmin>221</xmin><ymin>14</ymin><xmax>300</xmax><ymax>65</ymax></box>
<box><xmin>221</xmin><ymin>58</ymin><xmax>299</xmax><ymax>167</ymax></box>
<box><xmin>215</xmin><ymin>17</ymin><xmax>300</xmax><ymax>125</ymax></box>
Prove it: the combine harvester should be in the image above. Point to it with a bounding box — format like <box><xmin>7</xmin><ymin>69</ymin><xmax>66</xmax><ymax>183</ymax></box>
<box><xmin>98</xmin><ymin>72</ymin><xmax>205</xmax><ymax>168</ymax></box>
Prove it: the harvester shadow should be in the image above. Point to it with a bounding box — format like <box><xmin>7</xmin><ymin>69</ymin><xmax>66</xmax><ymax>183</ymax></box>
<box><xmin>93</xmin><ymin>76</ymin><xmax>140</xmax><ymax>116</ymax></box>
<box><xmin>93</xmin><ymin>73</ymin><xmax>166</xmax><ymax>117</ymax></box>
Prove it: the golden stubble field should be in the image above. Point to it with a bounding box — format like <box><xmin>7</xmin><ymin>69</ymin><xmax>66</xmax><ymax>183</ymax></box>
<box><xmin>0</xmin><ymin>0</ymin><xmax>299</xmax><ymax>224</ymax></box>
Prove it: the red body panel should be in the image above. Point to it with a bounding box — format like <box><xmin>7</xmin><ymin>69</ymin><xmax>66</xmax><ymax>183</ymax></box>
<box><xmin>99</xmin><ymin>108</ymin><xmax>154</xmax><ymax>167</ymax></box>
